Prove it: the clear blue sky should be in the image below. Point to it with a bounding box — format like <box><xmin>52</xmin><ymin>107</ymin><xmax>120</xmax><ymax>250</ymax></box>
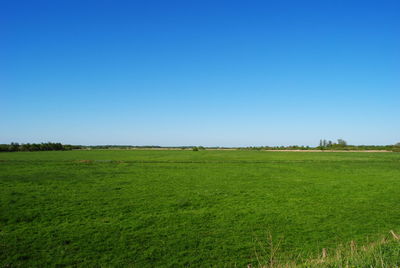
<box><xmin>2</xmin><ymin>0</ymin><xmax>399</xmax><ymax>146</ymax></box>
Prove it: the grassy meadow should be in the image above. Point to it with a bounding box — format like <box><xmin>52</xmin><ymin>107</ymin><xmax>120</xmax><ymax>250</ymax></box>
<box><xmin>1</xmin><ymin>150</ymin><xmax>400</xmax><ymax>267</ymax></box>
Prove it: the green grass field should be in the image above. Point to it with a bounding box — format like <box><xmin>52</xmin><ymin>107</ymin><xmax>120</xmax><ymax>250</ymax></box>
<box><xmin>1</xmin><ymin>150</ymin><xmax>400</xmax><ymax>267</ymax></box>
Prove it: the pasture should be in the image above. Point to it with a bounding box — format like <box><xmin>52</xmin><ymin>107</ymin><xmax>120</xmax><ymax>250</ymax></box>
<box><xmin>1</xmin><ymin>150</ymin><xmax>400</xmax><ymax>266</ymax></box>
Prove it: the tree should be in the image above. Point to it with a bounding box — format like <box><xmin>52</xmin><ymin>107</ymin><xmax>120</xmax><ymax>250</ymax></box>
<box><xmin>393</xmin><ymin>143</ymin><xmax>400</xmax><ymax>152</ymax></box>
<box><xmin>0</xmin><ymin>144</ymin><xmax>10</xmax><ymax>152</ymax></box>
<box><xmin>10</xmin><ymin>142</ymin><xmax>20</xmax><ymax>151</ymax></box>
<box><xmin>337</xmin><ymin>139</ymin><xmax>347</xmax><ymax>147</ymax></box>
<box><xmin>323</xmin><ymin>140</ymin><xmax>327</xmax><ymax>147</ymax></box>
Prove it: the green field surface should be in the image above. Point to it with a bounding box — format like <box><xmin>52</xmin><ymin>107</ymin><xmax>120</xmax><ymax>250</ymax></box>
<box><xmin>1</xmin><ymin>150</ymin><xmax>400</xmax><ymax>267</ymax></box>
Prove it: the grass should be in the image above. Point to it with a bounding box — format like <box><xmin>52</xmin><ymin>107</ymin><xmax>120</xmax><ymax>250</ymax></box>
<box><xmin>1</xmin><ymin>150</ymin><xmax>400</xmax><ymax>267</ymax></box>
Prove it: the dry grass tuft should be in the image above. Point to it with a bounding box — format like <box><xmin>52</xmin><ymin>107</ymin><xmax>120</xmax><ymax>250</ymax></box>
<box><xmin>253</xmin><ymin>230</ymin><xmax>400</xmax><ymax>268</ymax></box>
<box><xmin>77</xmin><ymin>160</ymin><xmax>93</xmax><ymax>163</ymax></box>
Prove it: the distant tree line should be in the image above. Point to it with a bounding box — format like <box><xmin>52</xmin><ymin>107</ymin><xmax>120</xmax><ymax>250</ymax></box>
<box><xmin>241</xmin><ymin>145</ymin><xmax>312</xmax><ymax>151</ymax></box>
<box><xmin>318</xmin><ymin>139</ymin><xmax>348</xmax><ymax>149</ymax></box>
<box><xmin>192</xmin><ymin>146</ymin><xmax>206</xmax><ymax>151</ymax></box>
<box><xmin>88</xmin><ymin>145</ymin><xmax>163</xmax><ymax>149</ymax></box>
<box><xmin>317</xmin><ymin>139</ymin><xmax>399</xmax><ymax>151</ymax></box>
<box><xmin>0</xmin><ymin>142</ymin><xmax>82</xmax><ymax>152</ymax></box>
<box><xmin>1</xmin><ymin>141</ymin><xmax>399</xmax><ymax>152</ymax></box>
<box><xmin>241</xmin><ymin>139</ymin><xmax>400</xmax><ymax>152</ymax></box>
<box><xmin>86</xmin><ymin>145</ymin><xmax>210</xmax><ymax>150</ymax></box>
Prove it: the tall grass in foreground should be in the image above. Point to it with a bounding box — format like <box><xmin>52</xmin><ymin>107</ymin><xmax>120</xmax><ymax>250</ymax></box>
<box><xmin>254</xmin><ymin>231</ymin><xmax>400</xmax><ymax>267</ymax></box>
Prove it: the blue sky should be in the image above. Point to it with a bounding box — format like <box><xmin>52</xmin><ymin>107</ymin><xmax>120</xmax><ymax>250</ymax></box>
<box><xmin>2</xmin><ymin>0</ymin><xmax>399</xmax><ymax>146</ymax></box>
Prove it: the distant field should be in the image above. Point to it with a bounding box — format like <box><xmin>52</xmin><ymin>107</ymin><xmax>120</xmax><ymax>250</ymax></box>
<box><xmin>1</xmin><ymin>150</ymin><xmax>400</xmax><ymax>266</ymax></box>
